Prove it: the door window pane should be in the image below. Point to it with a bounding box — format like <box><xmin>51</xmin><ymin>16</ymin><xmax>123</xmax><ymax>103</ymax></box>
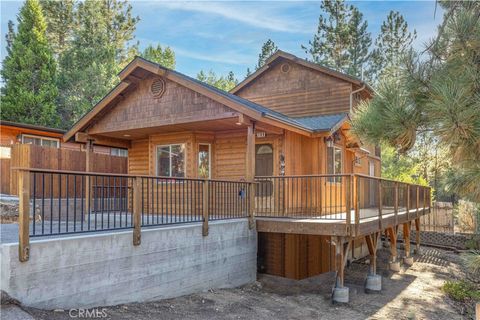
<box><xmin>198</xmin><ymin>144</ymin><xmax>210</xmax><ymax>179</ymax></box>
<box><xmin>171</xmin><ymin>144</ymin><xmax>185</xmax><ymax>177</ymax></box>
<box><xmin>327</xmin><ymin>146</ymin><xmax>342</xmax><ymax>182</ymax></box>
<box><xmin>157</xmin><ymin>146</ymin><xmax>171</xmax><ymax>177</ymax></box>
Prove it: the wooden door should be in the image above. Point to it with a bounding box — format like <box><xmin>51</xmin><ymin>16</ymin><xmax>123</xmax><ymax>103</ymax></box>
<box><xmin>256</xmin><ymin>144</ymin><xmax>273</xmax><ymax>196</ymax></box>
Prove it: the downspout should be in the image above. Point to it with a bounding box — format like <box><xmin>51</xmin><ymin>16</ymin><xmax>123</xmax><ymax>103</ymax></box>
<box><xmin>350</xmin><ymin>84</ymin><xmax>366</xmax><ymax>114</ymax></box>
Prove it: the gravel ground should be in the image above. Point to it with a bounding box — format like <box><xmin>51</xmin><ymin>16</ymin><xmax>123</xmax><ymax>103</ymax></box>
<box><xmin>4</xmin><ymin>245</ymin><xmax>470</xmax><ymax>320</ymax></box>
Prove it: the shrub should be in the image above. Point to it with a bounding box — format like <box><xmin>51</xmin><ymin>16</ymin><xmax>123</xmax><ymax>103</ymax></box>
<box><xmin>462</xmin><ymin>250</ymin><xmax>480</xmax><ymax>278</ymax></box>
<box><xmin>442</xmin><ymin>280</ymin><xmax>480</xmax><ymax>302</ymax></box>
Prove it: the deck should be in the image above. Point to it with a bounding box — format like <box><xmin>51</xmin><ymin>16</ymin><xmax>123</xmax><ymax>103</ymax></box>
<box><xmin>256</xmin><ymin>207</ymin><xmax>430</xmax><ymax>237</ymax></box>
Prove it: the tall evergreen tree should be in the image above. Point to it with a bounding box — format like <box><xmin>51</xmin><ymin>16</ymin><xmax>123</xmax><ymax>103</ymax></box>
<box><xmin>40</xmin><ymin>0</ymin><xmax>75</xmax><ymax>56</ymax></box>
<box><xmin>141</xmin><ymin>44</ymin><xmax>175</xmax><ymax>69</ymax></box>
<box><xmin>367</xmin><ymin>11</ymin><xmax>417</xmax><ymax>83</ymax></box>
<box><xmin>256</xmin><ymin>39</ymin><xmax>278</xmax><ymax>70</ymax></box>
<box><xmin>197</xmin><ymin>70</ymin><xmax>238</xmax><ymax>91</ymax></box>
<box><xmin>5</xmin><ymin>20</ymin><xmax>16</xmax><ymax>54</ymax></box>
<box><xmin>302</xmin><ymin>0</ymin><xmax>371</xmax><ymax>78</ymax></box>
<box><xmin>352</xmin><ymin>1</ymin><xmax>480</xmax><ymax>201</ymax></box>
<box><xmin>1</xmin><ymin>0</ymin><xmax>59</xmax><ymax>127</ymax></box>
<box><xmin>57</xmin><ymin>0</ymin><xmax>139</xmax><ymax>126</ymax></box>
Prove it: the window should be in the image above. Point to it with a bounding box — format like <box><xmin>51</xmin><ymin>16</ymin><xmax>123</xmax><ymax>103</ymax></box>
<box><xmin>22</xmin><ymin>135</ymin><xmax>59</xmax><ymax>148</ymax></box>
<box><xmin>110</xmin><ymin>148</ymin><xmax>128</xmax><ymax>157</ymax></box>
<box><xmin>198</xmin><ymin>144</ymin><xmax>210</xmax><ymax>179</ymax></box>
<box><xmin>327</xmin><ymin>146</ymin><xmax>342</xmax><ymax>182</ymax></box>
<box><xmin>156</xmin><ymin>144</ymin><xmax>185</xmax><ymax>177</ymax></box>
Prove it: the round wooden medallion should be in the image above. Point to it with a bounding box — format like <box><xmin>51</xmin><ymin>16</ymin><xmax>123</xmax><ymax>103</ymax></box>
<box><xmin>280</xmin><ymin>63</ymin><xmax>291</xmax><ymax>73</ymax></box>
<box><xmin>150</xmin><ymin>78</ymin><xmax>166</xmax><ymax>98</ymax></box>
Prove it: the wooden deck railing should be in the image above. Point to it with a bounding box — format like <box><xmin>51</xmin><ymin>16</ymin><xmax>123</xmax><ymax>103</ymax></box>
<box><xmin>254</xmin><ymin>174</ymin><xmax>431</xmax><ymax>228</ymax></box>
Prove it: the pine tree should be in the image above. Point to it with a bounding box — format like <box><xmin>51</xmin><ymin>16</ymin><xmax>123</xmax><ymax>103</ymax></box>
<box><xmin>352</xmin><ymin>1</ymin><xmax>480</xmax><ymax>201</ymax></box>
<box><xmin>302</xmin><ymin>0</ymin><xmax>371</xmax><ymax>78</ymax></box>
<box><xmin>5</xmin><ymin>20</ymin><xmax>15</xmax><ymax>54</ymax></box>
<box><xmin>40</xmin><ymin>0</ymin><xmax>75</xmax><ymax>56</ymax></box>
<box><xmin>57</xmin><ymin>0</ymin><xmax>139</xmax><ymax>126</ymax></box>
<box><xmin>256</xmin><ymin>39</ymin><xmax>278</xmax><ymax>70</ymax></box>
<box><xmin>367</xmin><ymin>11</ymin><xmax>416</xmax><ymax>83</ymax></box>
<box><xmin>1</xmin><ymin>0</ymin><xmax>59</xmax><ymax>127</ymax></box>
<box><xmin>141</xmin><ymin>44</ymin><xmax>175</xmax><ymax>69</ymax></box>
<box><xmin>197</xmin><ymin>70</ymin><xmax>238</xmax><ymax>92</ymax></box>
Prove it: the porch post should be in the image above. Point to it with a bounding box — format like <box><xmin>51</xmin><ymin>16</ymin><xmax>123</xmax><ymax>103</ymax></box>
<box><xmin>386</xmin><ymin>226</ymin><xmax>400</xmax><ymax>271</ymax></box>
<box><xmin>403</xmin><ymin>222</ymin><xmax>413</xmax><ymax>265</ymax></box>
<box><xmin>414</xmin><ymin>218</ymin><xmax>421</xmax><ymax>254</ymax></box>
<box><xmin>18</xmin><ymin>169</ymin><xmax>30</xmax><ymax>262</ymax></box>
<box><xmin>365</xmin><ymin>232</ymin><xmax>381</xmax><ymax>292</ymax></box>
<box><xmin>246</xmin><ymin>123</ymin><xmax>256</xmax><ymax>229</ymax></box>
<box><xmin>333</xmin><ymin>236</ymin><xmax>351</xmax><ymax>303</ymax></box>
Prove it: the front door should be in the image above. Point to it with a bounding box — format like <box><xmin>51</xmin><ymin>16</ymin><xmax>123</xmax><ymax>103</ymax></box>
<box><xmin>255</xmin><ymin>144</ymin><xmax>273</xmax><ymax>196</ymax></box>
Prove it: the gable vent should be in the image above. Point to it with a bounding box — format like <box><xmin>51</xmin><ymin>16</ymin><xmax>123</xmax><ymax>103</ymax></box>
<box><xmin>281</xmin><ymin>63</ymin><xmax>291</xmax><ymax>73</ymax></box>
<box><xmin>150</xmin><ymin>78</ymin><xmax>166</xmax><ymax>98</ymax></box>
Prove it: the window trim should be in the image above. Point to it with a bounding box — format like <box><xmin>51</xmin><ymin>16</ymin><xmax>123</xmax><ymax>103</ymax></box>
<box><xmin>21</xmin><ymin>134</ymin><xmax>60</xmax><ymax>148</ymax></box>
<box><xmin>198</xmin><ymin>143</ymin><xmax>211</xmax><ymax>179</ymax></box>
<box><xmin>155</xmin><ymin>144</ymin><xmax>186</xmax><ymax>178</ymax></box>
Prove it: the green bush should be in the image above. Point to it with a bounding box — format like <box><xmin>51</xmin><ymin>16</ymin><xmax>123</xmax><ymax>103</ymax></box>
<box><xmin>462</xmin><ymin>250</ymin><xmax>480</xmax><ymax>277</ymax></box>
<box><xmin>442</xmin><ymin>280</ymin><xmax>480</xmax><ymax>302</ymax></box>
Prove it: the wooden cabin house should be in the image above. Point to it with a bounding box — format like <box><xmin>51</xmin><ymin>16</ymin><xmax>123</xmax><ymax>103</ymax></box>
<box><xmin>64</xmin><ymin>51</ymin><xmax>384</xmax><ymax>280</ymax></box>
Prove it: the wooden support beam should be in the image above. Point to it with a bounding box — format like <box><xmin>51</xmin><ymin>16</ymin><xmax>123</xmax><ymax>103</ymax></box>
<box><xmin>18</xmin><ymin>170</ymin><xmax>30</xmax><ymax>262</ymax></box>
<box><xmin>75</xmin><ymin>132</ymin><xmax>131</xmax><ymax>149</ymax></box>
<box><xmin>133</xmin><ymin>177</ymin><xmax>142</xmax><ymax>246</ymax></box>
<box><xmin>245</xmin><ymin>124</ymin><xmax>256</xmax><ymax>181</ymax></box>
<box><xmin>248</xmin><ymin>182</ymin><xmax>255</xmax><ymax>230</ymax></box>
<box><xmin>414</xmin><ymin>218</ymin><xmax>421</xmax><ymax>253</ymax></box>
<box><xmin>335</xmin><ymin>237</ymin><xmax>351</xmax><ymax>288</ymax></box>
<box><xmin>365</xmin><ymin>232</ymin><xmax>380</xmax><ymax>275</ymax></box>
<box><xmin>353</xmin><ymin>175</ymin><xmax>359</xmax><ymax>236</ymax></box>
<box><xmin>403</xmin><ymin>222</ymin><xmax>411</xmax><ymax>258</ymax></box>
<box><xmin>203</xmin><ymin>180</ymin><xmax>209</xmax><ymax>236</ymax></box>
<box><xmin>345</xmin><ymin>175</ymin><xmax>352</xmax><ymax>236</ymax></box>
<box><xmin>386</xmin><ymin>227</ymin><xmax>398</xmax><ymax>262</ymax></box>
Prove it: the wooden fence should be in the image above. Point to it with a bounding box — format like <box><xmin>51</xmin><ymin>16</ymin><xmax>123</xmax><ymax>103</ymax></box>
<box><xmin>420</xmin><ymin>202</ymin><xmax>454</xmax><ymax>233</ymax></box>
<box><xmin>1</xmin><ymin>144</ymin><xmax>127</xmax><ymax>196</ymax></box>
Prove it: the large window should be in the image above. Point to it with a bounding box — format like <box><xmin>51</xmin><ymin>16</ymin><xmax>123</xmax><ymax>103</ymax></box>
<box><xmin>156</xmin><ymin>144</ymin><xmax>185</xmax><ymax>177</ymax></box>
<box><xmin>198</xmin><ymin>144</ymin><xmax>210</xmax><ymax>179</ymax></box>
<box><xmin>110</xmin><ymin>148</ymin><xmax>128</xmax><ymax>157</ymax></box>
<box><xmin>22</xmin><ymin>135</ymin><xmax>59</xmax><ymax>148</ymax></box>
<box><xmin>327</xmin><ymin>146</ymin><xmax>342</xmax><ymax>181</ymax></box>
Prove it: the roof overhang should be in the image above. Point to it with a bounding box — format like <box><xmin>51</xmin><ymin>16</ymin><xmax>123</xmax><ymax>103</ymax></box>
<box><xmin>64</xmin><ymin>57</ymin><xmax>317</xmax><ymax>142</ymax></box>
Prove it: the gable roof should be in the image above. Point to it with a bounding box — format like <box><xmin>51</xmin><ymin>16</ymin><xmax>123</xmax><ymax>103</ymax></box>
<box><xmin>64</xmin><ymin>56</ymin><xmax>352</xmax><ymax>142</ymax></box>
<box><xmin>230</xmin><ymin>50</ymin><xmax>373</xmax><ymax>95</ymax></box>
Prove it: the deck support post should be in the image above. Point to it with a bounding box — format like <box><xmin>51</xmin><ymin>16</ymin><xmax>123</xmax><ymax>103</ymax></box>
<box><xmin>386</xmin><ymin>227</ymin><xmax>400</xmax><ymax>271</ymax></box>
<box><xmin>203</xmin><ymin>180</ymin><xmax>209</xmax><ymax>236</ymax></box>
<box><xmin>246</xmin><ymin>123</ymin><xmax>255</xmax><ymax>230</ymax></box>
<box><xmin>18</xmin><ymin>169</ymin><xmax>30</xmax><ymax>262</ymax></box>
<box><xmin>403</xmin><ymin>222</ymin><xmax>413</xmax><ymax>265</ymax></box>
<box><xmin>414</xmin><ymin>218</ymin><xmax>421</xmax><ymax>254</ymax></box>
<box><xmin>365</xmin><ymin>232</ymin><xmax>381</xmax><ymax>292</ymax></box>
<box><xmin>345</xmin><ymin>175</ymin><xmax>352</xmax><ymax>236</ymax></box>
<box><xmin>132</xmin><ymin>176</ymin><xmax>142</xmax><ymax>246</ymax></box>
<box><xmin>333</xmin><ymin>237</ymin><xmax>351</xmax><ymax>303</ymax></box>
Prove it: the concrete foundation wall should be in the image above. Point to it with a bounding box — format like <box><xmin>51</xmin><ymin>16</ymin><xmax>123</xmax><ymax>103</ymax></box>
<box><xmin>1</xmin><ymin>219</ymin><xmax>257</xmax><ymax>309</ymax></box>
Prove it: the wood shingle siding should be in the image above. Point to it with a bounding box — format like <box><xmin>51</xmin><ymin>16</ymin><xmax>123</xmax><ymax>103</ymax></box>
<box><xmin>235</xmin><ymin>61</ymin><xmax>352</xmax><ymax>117</ymax></box>
<box><xmin>88</xmin><ymin>75</ymin><xmax>237</xmax><ymax>136</ymax></box>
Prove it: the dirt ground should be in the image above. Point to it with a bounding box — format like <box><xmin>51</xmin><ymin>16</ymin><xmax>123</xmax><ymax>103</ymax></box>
<box><xmin>8</xmin><ymin>246</ymin><xmax>473</xmax><ymax>320</ymax></box>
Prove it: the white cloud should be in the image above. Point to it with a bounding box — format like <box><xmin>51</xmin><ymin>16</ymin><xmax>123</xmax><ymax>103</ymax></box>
<box><xmin>156</xmin><ymin>1</ymin><xmax>314</xmax><ymax>34</ymax></box>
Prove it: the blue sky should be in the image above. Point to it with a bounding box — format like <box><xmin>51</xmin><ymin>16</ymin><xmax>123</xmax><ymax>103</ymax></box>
<box><xmin>1</xmin><ymin>0</ymin><xmax>443</xmax><ymax>79</ymax></box>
